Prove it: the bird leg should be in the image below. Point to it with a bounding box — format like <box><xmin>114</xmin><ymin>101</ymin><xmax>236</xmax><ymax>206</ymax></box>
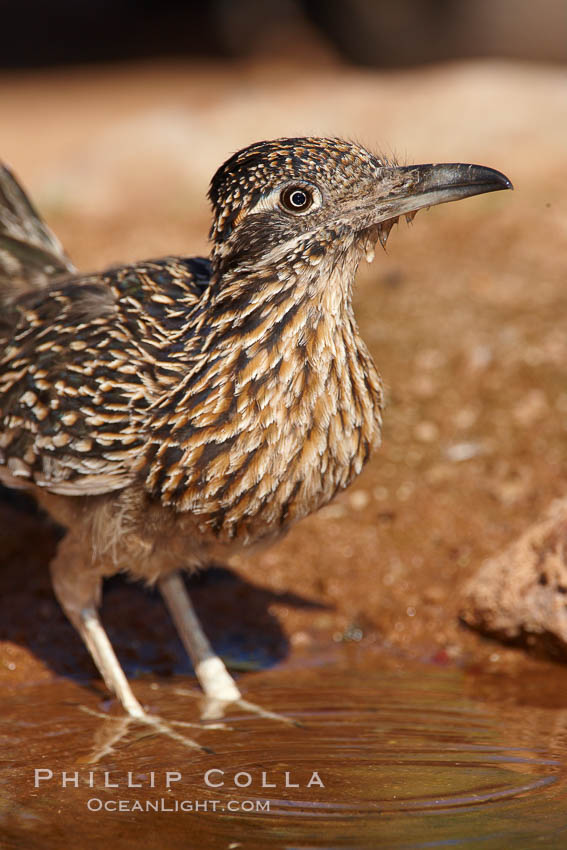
<box><xmin>159</xmin><ymin>570</ymin><xmax>299</xmax><ymax>727</ymax></box>
<box><xmin>49</xmin><ymin>533</ymin><xmax>147</xmax><ymax>717</ymax></box>
<box><xmin>158</xmin><ymin>570</ymin><xmax>241</xmax><ymax>703</ymax></box>
<box><xmin>49</xmin><ymin>534</ymin><xmax>216</xmax><ymax>758</ymax></box>
<box><xmin>79</xmin><ymin>605</ymin><xmax>146</xmax><ymax>718</ymax></box>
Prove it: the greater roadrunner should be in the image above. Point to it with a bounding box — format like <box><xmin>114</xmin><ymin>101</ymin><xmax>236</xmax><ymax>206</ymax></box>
<box><xmin>0</xmin><ymin>138</ymin><xmax>511</xmax><ymax>743</ymax></box>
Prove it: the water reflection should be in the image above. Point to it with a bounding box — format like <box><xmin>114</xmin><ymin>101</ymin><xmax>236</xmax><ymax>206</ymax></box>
<box><xmin>2</xmin><ymin>663</ymin><xmax>567</xmax><ymax>849</ymax></box>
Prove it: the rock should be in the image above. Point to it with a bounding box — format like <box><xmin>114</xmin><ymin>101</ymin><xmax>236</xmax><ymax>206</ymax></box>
<box><xmin>461</xmin><ymin>499</ymin><xmax>567</xmax><ymax>657</ymax></box>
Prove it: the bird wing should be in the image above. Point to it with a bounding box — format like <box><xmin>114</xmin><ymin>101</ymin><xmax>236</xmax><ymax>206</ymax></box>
<box><xmin>0</xmin><ymin>256</ymin><xmax>211</xmax><ymax>497</ymax></box>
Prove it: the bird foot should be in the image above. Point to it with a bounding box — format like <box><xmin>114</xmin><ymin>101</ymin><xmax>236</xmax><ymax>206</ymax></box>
<box><xmin>173</xmin><ymin>688</ymin><xmax>302</xmax><ymax>727</ymax></box>
<box><xmin>78</xmin><ymin>705</ymin><xmax>229</xmax><ymax>763</ymax></box>
<box><xmin>236</xmin><ymin>697</ymin><xmax>302</xmax><ymax>727</ymax></box>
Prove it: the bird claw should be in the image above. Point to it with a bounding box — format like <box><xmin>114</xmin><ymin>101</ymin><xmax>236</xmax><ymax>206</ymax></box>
<box><xmin>173</xmin><ymin>688</ymin><xmax>302</xmax><ymax>727</ymax></box>
<box><xmin>235</xmin><ymin>697</ymin><xmax>303</xmax><ymax>728</ymax></box>
<box><xmin>78</xmin><ymin>704</ymin><xmax>222</xmax><ymax>763</ymax></box>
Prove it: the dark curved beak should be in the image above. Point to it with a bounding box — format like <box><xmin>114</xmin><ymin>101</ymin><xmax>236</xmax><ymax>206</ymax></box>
<box><xmin>399</xmin><ymin>162</ymin><xmax>512</xmax><ymax>202</ymax></box>
<box><xmin>375</xmin><ymin>163</ymin><xmax>513</xmax><ymax>223</ymax></box>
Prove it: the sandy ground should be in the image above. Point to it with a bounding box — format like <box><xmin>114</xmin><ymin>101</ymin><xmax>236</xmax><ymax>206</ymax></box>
<box><xmin>1</xmin><ymin>57</ymin><xmax>567</xmax><ymax>688</ymax></box>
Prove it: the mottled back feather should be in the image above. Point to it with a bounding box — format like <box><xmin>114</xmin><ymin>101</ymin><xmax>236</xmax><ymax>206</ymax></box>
<box><xmin>0</xmin><ymin>255</ymin><xmax>213</xmax><ymax>496</ymax></box>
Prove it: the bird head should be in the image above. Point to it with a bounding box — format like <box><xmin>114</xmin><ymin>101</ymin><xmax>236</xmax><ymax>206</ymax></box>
<box><xmin>208</xmin><ymin>136</ymin><xmax>512</xmax><ymax>281</ymax></box>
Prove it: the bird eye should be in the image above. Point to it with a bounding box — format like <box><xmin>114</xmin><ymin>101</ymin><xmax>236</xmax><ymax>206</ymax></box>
<box><xmin>280</xmin><ymin>185</ymin><xmax>314</xmax><ymax>213</ymax></box>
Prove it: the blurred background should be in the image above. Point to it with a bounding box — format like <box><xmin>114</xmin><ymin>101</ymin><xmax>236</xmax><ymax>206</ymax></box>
<box><xmin>1</xmin><ymin>0</ymin><xmax>567</xmax><ymax>678</ymax></box>
<box><xmin>2</xmin><ymin>0</ymin><xmax>567</xmax><ymax>67</ymax></box>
